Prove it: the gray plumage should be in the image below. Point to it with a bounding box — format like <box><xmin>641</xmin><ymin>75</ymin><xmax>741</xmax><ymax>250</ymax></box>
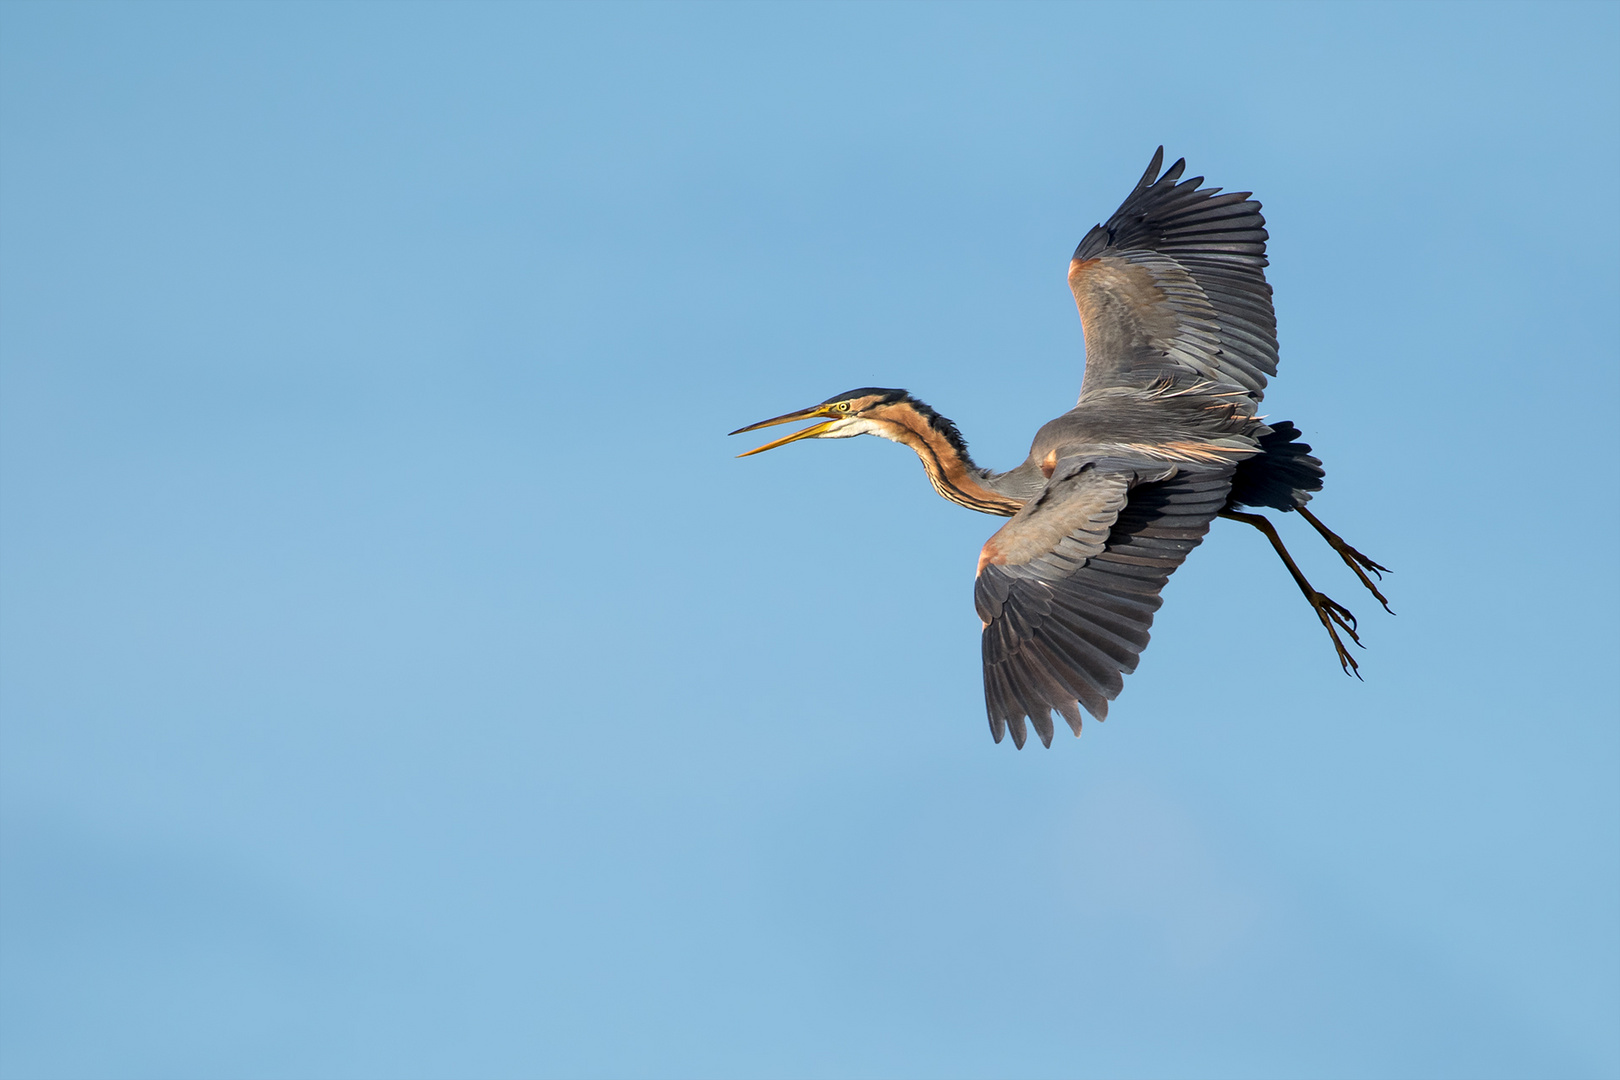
<box><xmin>731</xmin><ymin>148</ymin><xmax>1389</xmax><ymax>748</ymax></box>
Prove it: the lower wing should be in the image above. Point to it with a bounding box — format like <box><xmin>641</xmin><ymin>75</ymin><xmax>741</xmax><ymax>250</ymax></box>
<box><xmin>974</xmin><ymin>462</ymin><xmax>1236</xmax><ymax>748</ymax></box>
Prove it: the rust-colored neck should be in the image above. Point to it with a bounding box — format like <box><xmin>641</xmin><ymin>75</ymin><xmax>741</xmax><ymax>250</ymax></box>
<box><xmin>868</xmin><ymin>402</ymin><xmax>1024</xmax><ymax>517</ymax></box>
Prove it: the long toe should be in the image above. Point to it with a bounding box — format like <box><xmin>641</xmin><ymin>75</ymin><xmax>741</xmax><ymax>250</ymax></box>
<box><xmin>1310</xmin><ymin>593</ymin><xmax>1363</xmax><ymax>678</ymax></box>
<box><xmin>1342</xmin><ymin>542</ymin><xmax>1391</xmax><ymax>578</ymax></box>
<box><xmin>1317</xmin><ymin>593</ymin><xmax>1362</xmax><ymax>639</ymax></box>
<box><xmin>1342</xmin><ymin>553</ymin><xmax>1394</xmax><ymax>612</ymax></box>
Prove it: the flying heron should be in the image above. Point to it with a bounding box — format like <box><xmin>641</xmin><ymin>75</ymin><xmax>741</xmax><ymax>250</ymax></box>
<box><xmin>731</xmin><ymin>148</ymin><xmax>1390</xmax><ymax>749</ymax></box>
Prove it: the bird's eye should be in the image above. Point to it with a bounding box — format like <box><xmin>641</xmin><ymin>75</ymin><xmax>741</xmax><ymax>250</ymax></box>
<box><xmin>837</xmin><ymin>402</ymin><xmax>851</xmax><ymax>412</ymax></box>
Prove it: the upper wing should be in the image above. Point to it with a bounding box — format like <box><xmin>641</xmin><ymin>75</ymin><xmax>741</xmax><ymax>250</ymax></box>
<box><xmin>974</xmin><ymin>458</ymin><xmax>1235</xmax><ymax>748</ymax></box>
<box><xmin>1069</xmin><ymin>148</ymin><xmax>1279</xmax><ymax>402</ymax></box>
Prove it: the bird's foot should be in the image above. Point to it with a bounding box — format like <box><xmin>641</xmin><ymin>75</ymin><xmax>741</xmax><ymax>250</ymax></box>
<box><xmin>1330</xmin><ymin>538</ymin><xmax>1393</xmax><ymax>614</ymax></box>
<box><xmin>1311</xmin><ymin>590</ymin><xmax>1364</xmax><ymax>678</ymax></box>
<box><xmin>1297</xmin><ymin>508</ymin><xmax>1393</xmax><ymax>614</ymax></box>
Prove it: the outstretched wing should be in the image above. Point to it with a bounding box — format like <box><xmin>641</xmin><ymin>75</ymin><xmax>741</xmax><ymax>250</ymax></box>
<box><xmin>974</xmin><ymin>460</ymin><xmax>1235</xmax><ymax>748</ymax></box>
<box><xmin>1069</xmin><ymin>147</ymin><xmax>1278</xmax><ymax>402</ymax></box>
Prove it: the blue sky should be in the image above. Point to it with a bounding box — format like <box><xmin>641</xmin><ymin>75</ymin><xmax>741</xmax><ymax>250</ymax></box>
<box><xmin>1</xmin><ymin>3</ymin><xmax>1616</xmax><ymax>1077</ymax></box>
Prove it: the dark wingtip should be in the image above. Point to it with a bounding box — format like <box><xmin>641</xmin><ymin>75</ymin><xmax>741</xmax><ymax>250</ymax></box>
<box><xmin>1135</xmin><ymin>146</ymin><xmax>1166</xmax><ymax>191</ymax></box>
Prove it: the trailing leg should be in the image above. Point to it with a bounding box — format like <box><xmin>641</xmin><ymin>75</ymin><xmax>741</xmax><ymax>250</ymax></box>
<box><xmin>1220</xmin><ymin>509</ymin><xmax>1364</xmax><ymax>678</ymax></box>
<box><xmin>1296</xmin><ymin>506</ymin><xmax>1393</xmax><ymax>614</ymax></box>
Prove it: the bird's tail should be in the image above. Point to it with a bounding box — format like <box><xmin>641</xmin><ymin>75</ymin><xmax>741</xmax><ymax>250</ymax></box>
<box><xmin>1227</xmin><ymin>421</ymin><xmax>1324</xmax><ymax>511</ymax></box>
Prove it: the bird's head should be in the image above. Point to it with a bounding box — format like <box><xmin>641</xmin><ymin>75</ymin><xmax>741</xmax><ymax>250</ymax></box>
<box><xmin>730</xmin><ymin>387</ymin><xmax>937</xmax><ymax>457</ymax></box>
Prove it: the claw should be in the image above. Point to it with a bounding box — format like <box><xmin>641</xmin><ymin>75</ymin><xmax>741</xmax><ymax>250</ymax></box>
<box><xmin>1221</xmin><ymin>509</ymin><xmax>1377</xmax><ymax>678</ymax></box>
<box><xmin>1312</xmin><ymin>591</ymin><xmax>1363</xmax><ymax>679</ymax></box>
<box><xmin>1342</xmin><ymin>549</ymin><xmax>1394</xmax><ymax>614</ymax></box>
<box><xmin>1297</xmin><ymin>507</ymin><xmax>1394</xmax><ymax>614</ymax></box>
<box><xmin>1343</xmin><ymin>543</ymin><xmax>1390</xmax><ymax>579</ymax></box>
<box><xmin>1321</xmin><ymin>594</ymin><xmax>1360</xmax><ymax>634</ymax></box>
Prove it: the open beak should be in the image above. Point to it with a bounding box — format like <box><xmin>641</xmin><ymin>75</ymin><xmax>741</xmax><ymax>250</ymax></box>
<box><xmin>729</xmin><ymin>405</ymin><xmax>839</xmax><ymax>458</ymax></box>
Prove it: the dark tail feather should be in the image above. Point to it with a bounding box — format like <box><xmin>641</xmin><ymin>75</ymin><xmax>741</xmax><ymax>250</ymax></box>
<box><xmin>1228</xmin><ymin>421</ymin><xmax>1324</xmax><ymax>511</ymax></box>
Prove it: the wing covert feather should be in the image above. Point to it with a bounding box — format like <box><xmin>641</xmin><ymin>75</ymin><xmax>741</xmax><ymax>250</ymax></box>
<box><xmin>1069</xmin><ymin>149</ymin><xmax>1280</xmax><ymax>403</ymax></box>
<box><xmin>975</xmin><ymin>464</ymin><xmax>1235</xmax><ymax>748</ymax></box>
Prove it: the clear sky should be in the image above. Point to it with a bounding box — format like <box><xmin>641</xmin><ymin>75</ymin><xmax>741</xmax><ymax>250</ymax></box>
<box><xmin>1</xmin><ymin>3</ymin><xmax>1616</xmax><ymax>1078</ymax></box>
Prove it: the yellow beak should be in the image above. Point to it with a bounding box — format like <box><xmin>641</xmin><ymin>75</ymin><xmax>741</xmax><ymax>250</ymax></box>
<box><xmin>729</xmin><ymin>405</ymin><xmax>839</xmax><ymax>458</ymax></box>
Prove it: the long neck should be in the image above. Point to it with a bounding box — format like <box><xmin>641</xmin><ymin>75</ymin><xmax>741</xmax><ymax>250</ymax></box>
<box><xmin>867</xmin><ymin>400</ymin><xmax>1027</xmax><ymax>517</ymax></box>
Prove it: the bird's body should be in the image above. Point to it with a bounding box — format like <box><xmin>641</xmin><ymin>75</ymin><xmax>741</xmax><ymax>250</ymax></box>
<box><xmin>733</xmin><ymin>149</ymin><xmax>1389</xmax><ymax>748</ymax></box>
